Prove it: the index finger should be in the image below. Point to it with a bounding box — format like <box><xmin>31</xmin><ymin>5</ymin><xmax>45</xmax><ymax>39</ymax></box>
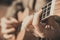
<box><xmin>1</xmin><ymin>17</ymin><xmax>18</xmax><ymax>24</ymax></box>
<box><xmin>8</xmin><ymin>17</ymin><xmax>18</xmax><ymax>24</ymax></box>
<box><xmin>32</xmin><ymin>9</ymin><xmax>42</xmax><ymax>27</ymax></box>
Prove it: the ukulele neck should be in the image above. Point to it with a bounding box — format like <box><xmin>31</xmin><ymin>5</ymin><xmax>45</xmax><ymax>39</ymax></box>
<box><xmin>41</xmin><ymin>0</ymin><xmax>56</xmax><ymax>21</ymax></box>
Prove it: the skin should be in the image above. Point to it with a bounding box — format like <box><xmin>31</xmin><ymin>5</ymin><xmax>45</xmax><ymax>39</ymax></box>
<box><xmin>1</xmin><ymin>6</ymin><xmax>44</xmax><ymax>40</ymax></box>
<box><xmin>0</xmin><ymin>5</ymin><xmax>45</xmax><ymax>40</ymax></box>
<box><xmin>16</xmin><ymin>9</ymin><xmax>45</xmax><ymax>40</ymax></box>
<box><xmin>1</xmin><ymin>0</ymin><xmax>60</xmax><ymax>40</ymax></box>
<box><xmin>0</xmin><ymin>7</ymin><xmax>30</xmax><ymax>40</ymax></box>
<box><xmin>0</xmin><ymin>0</ymin><xmax>46</xmax><ymax>40</ymax></box>
<box><xmin>0</xmin><ymin>2</ymin><xmax>18</xmax><ymax>40</ymax></box>
<box><xmin>1</xmin><ymin>3</ymin><xmax>60</xmax><ymax>40</ymax></box>
<box><xmin>1</xmin><ymin>17</ymin><xmax>18</xmax><ymax>39</ymax></box>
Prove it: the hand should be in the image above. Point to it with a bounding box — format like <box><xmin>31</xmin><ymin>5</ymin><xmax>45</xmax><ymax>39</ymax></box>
<box><xmin>21</xmin><ymin>9</ymin><xmax>45</xmax><ymax>38</ymax></box>
<box><xmin>32</xmin><ymin>9</ymin><xmax>45</xmax><ymax>38</ymax></box>
<box><xmin>16</xmin><ymin>9</ymin><xmax>45</xmax><ymax>40</ymax></box>
<box><xmin>16</xmin><ymin>15</ymin><xmax>33</xmax><ymax>40</ymax></box>
<box><xmin>21</xmin><ymin>15</ymin><xmax>33</xmax><ymax>30</ymax></box>
<box><xmin>17</xmin><ymin>8</ymin><xmax>29</xmax><ymax>22</ymax></box>
<box><xmin>1</xmin><ymin>17</ymin><xmax>18</xmax><ymax>40</ymax></box>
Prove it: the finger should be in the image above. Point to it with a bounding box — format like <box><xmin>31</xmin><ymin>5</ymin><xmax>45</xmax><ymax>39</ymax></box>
<box><xmin>34</xmin><ymin>29</ymin><xmax>45</xmax><ymax>38</ymax></box>
<box><xmin>32</xmin><ymin>9</ymin><xmax>42</xmax><ymax>27</ymax></box>
<box><xmin>6</xmin><ymin>21</ymin><xmax>18</xmax><ymax>28</ymax></box>
<box><xmin>5</xmin><ymin>17</ymin><xmax>18</xmax><ymax>24</ymax></box>
<box><xmin>1</xmin><ymin>17</ymin><xmax>18</xmax><ymax>28</ymax></box>
<box><xmin>6</xmin><ymin>23</ymin><xmax>18</xmax><ymax>28</ymax></box>
<box><xmin>1</xmin><ymin>22</ymin><xmax>16</xmax><ymax>30</ymax></box>
<box><xmin>26</xmin><ymin>25</ymin><xmax>34</xmax><ymax>32</ymax></box>
<box><xmin>33</xmin><ymin>30</ymin><xmax>39</xmax><ymax>37</ymax></box>
<box><xmin>3</xmin><ymin>34</ymin><xmax>15</xmax><ymax>39</ymax></box>
<box><xmin>37</xmin><ymin>9</ymin><xmax>42</xmax><ymax>15</ymax></box>
<box><xmin>2</xmin><ymin>17</ymin><xmax>18</xmax><ymax>24</ymax></box>
<box><xmin>9</xmin><ymin>17</ymin><xmax>18</xmax><ymax>23</ymax></box>
<box><xmin>1</xmin><ymin>18</ymin><xmax>12</xmax><ymax>29</ymax></box>
<box><xmin>21</xmin><ymin>15</ymin><xmax>33</xmax><ymax>30</ymax></box>
<box><xmin>1</xmin><ymin>17</ymin><xmax>7</xmax><ymax>28</ymax></box>
<box><xmin>1</xmin><ymin>28</ymin><xmax>15</xmax><ymax>34</ymax></box>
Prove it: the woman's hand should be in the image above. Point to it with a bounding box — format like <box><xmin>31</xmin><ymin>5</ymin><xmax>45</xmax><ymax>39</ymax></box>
<box><xmin>16</xmin><ymin>9</ymin><xmax>45</xmax><ymax>40</ymax></box>
<box><xmin>16</xmin><ymin>15</ymin><xmax>33</xmax><ymax>40</ymax></box>
<box><xmin>22</xmin><ymin>9</ymin><xmax>45</xmax><ymax>38</ymax></box>
<box><xmin>32</xmin><ymin>9</ymin><xmax>45</xmax><ymax>38</ymax></box>
<box><xmin>1</xmin><ymin>17</ymin><xmax>18</xmax><ymax>40</ymax></box>
<box><xmin>21</xmin><ymin>15</ymin><xmax>33</xmax><ymax>30</ymax></box>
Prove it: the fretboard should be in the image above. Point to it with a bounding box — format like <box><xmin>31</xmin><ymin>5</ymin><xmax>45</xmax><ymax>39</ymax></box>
<box><xmin>41</xmin><ymin>0</ymin><xmax>56</xmax><ymax>21</ymax></box>
<box><xmin>41</xmin><ymin>1</ymin><xmax>52</xmax><ymax>20</ymax></box>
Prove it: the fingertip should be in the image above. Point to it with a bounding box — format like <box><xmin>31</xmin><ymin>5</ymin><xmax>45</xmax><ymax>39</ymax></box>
<box><xmin>37</xmin><ymin>9</ymin><xmax>42</xmax><ymax>15</ymax></box>
<box><xmin>38</xmin><ymin>9</ymin><xmax>42</xmax><ymax>13</ymax></box>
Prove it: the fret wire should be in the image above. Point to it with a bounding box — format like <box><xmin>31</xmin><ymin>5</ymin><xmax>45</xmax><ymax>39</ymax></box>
<box><xmin>45</xmin><ymin>4</ymin><xmax>48</xmax><ymax>18</ymax></box>
<box><xmin>43</xmin><ymin>10</ymin><xmax>50</xmax><ymax>14</ymax></box>
<box><xmin>43</xmin><ymin>5</ymin><xmax>51</xmax><ymax>12</ymax></box>
<box><xmin>43</xmin><ymin>6</ymin><xmax>51</xmax><ymax>11</ymax></box>
<box><xmin>47</xmin><ymin>1</ymin><xmax>52</xmax><ymax>5</ymax></box>
<box><xmin>42</xmin><ymin>8</ymin><xmax>51</xmax><ymax>19</ymax></box>
<box><xmin>42</xmin><ymin>1</ymin><xmax>52</xmax><ymax>9</ymax></box>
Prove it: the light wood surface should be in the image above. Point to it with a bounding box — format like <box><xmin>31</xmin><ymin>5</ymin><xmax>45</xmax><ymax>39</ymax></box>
<box><xmin>54</xmin><ymin>0</ymin><xmax>60</xmax><ymax>16</ymax></box>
